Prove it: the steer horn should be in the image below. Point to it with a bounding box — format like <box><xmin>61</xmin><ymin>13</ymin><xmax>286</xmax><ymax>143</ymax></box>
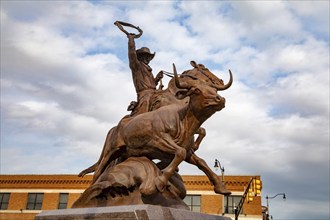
<box><xmin>173</xmin><ymin>63</ymin><xmax>189</xmax><ymax>89</ymax></box>
<box><xmin>214</xmin><ymin>70</ymin><xmax>233</xmax><ymax>91</ymax></box>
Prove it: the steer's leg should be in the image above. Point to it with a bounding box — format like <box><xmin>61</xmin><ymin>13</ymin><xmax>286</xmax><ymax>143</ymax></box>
<box><xmin>193</xmin><ymin>127</ymin><xmax>206</xmax><ymax>151</ymax></box>
<box><xmin>147</xmin><ymin>136</ymin><xmax>186</xmax><ymax>194</ymax></box>
<box><xmin>186</xmin><ymin>151</ymin><xmax>231</xmax><ymax>195</ymax></box>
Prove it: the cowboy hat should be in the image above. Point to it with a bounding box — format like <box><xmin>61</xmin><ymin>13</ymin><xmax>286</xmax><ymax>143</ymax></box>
<box><xmin>136</xmin><ymin>47</ymin><xmax>155</xmax><ymax>60</ymax></box>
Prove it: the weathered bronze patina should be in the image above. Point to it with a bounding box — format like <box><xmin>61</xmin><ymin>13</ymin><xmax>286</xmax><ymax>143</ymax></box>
<box><xmin>73</xmin><ymin>21</ymin><xmax>233</xmax><ymax>209</ymax></box>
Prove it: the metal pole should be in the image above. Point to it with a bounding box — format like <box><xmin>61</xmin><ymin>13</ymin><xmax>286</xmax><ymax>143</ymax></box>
<box><xmin>265</xmin><ymin>193</ymin><xmax>286</xmax><ymax>219</ymax></box>
<box><xmin>235</xmin><ymin>178</ymin><xmax>254</xmax><ymax>220</ymax></box>
<box><xmin>266</xmin><ymin>196</ymin><xmax>269</xmax><ymax>220</ymax></box>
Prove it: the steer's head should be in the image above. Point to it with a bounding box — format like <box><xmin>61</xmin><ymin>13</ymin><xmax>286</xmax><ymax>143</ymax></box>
<box><xmin>173</xmin><ymin>62</ymin><xmax>233</xmax><ymax>120</ymax></box>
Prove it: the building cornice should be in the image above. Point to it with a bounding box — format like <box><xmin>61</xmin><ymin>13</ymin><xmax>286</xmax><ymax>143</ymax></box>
<box><xmin>0</xmin><ymin>174</ymin><xmax>260</xmax><ymax>191</ymax></box>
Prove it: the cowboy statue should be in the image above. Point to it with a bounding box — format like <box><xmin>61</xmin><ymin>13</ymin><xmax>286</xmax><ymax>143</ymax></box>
<box><xmin>72</xmin><ymin>21</ymin><xmax>233</xmax><ymax>210</ymax></box>
<box><xmin>115</xmin><ymin>21</ymin><xmax>163</xmax><ymax>116</ymax></box>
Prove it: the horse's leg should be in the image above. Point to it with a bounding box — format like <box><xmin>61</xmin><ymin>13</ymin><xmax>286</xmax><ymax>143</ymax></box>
<box><xmin>91</xmin><ymin>147</ymin><xmax>124</xmax><ymax>184</ymax></box>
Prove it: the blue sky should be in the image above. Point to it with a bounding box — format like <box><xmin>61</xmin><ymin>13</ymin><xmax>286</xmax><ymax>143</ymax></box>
<box><xmin>1</xmin><ymin>1</ymin><xmax>329</xmax><ymax>219</ymax></box>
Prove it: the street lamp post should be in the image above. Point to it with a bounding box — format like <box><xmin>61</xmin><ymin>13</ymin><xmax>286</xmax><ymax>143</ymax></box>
<box><xmin>214</xmin><ymin>159</ymin><xmax>229</xmax><ymax>216</ymax></box>
<box><xmin>214</xmin><ymin>159</ymin><xmax>225</xmax><ymax>186</ymax></box>
<box><xmin>265</xmin><ymin>193</ymin><xmax>286</xmax><ymax>219</ymax></box>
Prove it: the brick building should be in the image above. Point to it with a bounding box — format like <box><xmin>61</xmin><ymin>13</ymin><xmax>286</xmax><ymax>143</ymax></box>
<box><xmin>0</xmin><ymin>175</ymin><xmax>263</xmax><ymax>220</ymax></box>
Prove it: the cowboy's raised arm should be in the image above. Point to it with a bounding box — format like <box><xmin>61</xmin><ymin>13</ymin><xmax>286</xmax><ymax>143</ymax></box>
<box><xmin>128</xmin><ymin>34</ymin><xmax>140</xmax><ymax>71</ymax></box>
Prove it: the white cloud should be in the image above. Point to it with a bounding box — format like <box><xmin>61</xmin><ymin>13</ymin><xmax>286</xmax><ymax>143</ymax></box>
<box><xmin>179</xmin><ymin>1</ymin><xmax>243</xmax><ymax>50</ymax></box>
<box><xmin>231</xmin><ymin>1</ymin><xmax>303</xmax><ymax>44</ymax></box>
<box><xmin>289</xmin><ymin>1</ymin><xmax>330</xmax><ymax>37</ymax></box>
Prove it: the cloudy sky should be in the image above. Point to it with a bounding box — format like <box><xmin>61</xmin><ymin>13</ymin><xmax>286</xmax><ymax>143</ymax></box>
<box><xmin>1</xmin><ymin>1</ymin><xmax>329</xmax><ymax>219</ymax></box>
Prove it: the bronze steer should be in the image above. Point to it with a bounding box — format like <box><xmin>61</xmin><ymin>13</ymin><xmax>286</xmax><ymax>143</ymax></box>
<box><xmin>89</xmin><ymin>63</ymin><xmax>233</xmax><ymax>196</ymax></box>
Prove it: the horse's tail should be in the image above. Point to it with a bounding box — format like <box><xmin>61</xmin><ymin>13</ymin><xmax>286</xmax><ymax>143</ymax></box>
<box><xmin>78</xmin><ymin>126</ymin><xmax>117</xmax><ymax>177</ymax></box>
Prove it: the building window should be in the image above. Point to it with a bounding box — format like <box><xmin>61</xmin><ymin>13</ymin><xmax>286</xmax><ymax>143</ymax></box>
<box><xmin>26</xmin><ymin>193</ymin><xmax>44</xmax><ymax>210</ymax></box>
<box><xmin>58</xmin><ymin>193</ymin><xmax>69</xmax><ymax>209</ymax></box>
<box><xmin>0</xmin><ymin>193</ymin><xmax>10</xmax><ymax>210</ymax></box>
<box><xmin>224</xmin><ymin>195</ymin><xmax>243</xmax><ymax>214</ymax></box>
<box><xmin>183</xmin><ymin>195</ymin><xmax>201</xmax><ymax>212</ymax></box>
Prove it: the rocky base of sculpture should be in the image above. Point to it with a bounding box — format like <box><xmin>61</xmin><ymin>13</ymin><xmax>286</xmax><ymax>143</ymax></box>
<box><xmin>72</xmin><ymin>157</ymin><xmax>188</xmax><ymax>210</ymax></box>
<box><xmin>35</xmin><ymin>205</ymin><xmax>231</xmax><ymax>220</ymax></box>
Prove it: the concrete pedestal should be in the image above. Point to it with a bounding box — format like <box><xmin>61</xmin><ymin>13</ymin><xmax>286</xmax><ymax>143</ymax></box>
<box><xmin>35</xmin><ymin>205</ymin><xmax>231</xmax><ymax>220</ymax></box>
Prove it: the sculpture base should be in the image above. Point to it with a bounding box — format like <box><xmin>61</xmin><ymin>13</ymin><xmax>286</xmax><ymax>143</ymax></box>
<box><xmin>35</xmin><ymin>205</ymin><xmax>231</xmax><ymax>220</ymax></box>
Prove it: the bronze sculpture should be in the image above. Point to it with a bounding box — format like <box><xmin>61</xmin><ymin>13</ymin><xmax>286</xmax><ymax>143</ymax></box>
<box><xmin>73</xmin><ymin>21</ymin><xmax>233</xmax><ymax>209</ymax></box>
<box><xmin>116</xmin><ymin>21</ymin><xmax>163</xmax><ymax>115</ymax></box>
